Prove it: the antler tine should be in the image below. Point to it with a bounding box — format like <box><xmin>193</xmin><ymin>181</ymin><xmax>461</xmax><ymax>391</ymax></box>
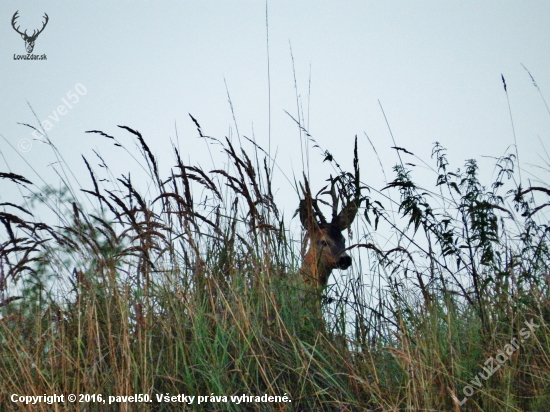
<box><xmin>11</xmin><ymin>11</ymin><xmax>25</xmax><ymax>36</ymax></box>
<box><xmin>312</xmin><ymin>197</ymin><xmax>327</xmax><ymax>225</ymax></box>
<box><xmin>329</xmin><ymin>176</ymin><xmax>340</xmax><ymax>221</ymax></box>
<box><xmin>299</xmin><ymin>178</ymin><xmax>316</xmax><ymax>230</ymax></box>
<box><xmin>37</xmin><ymin>13</ymin><xmax>49</xmax><ymax>36</ymax></box>
<box><xmin>30</xmin><ymin>13</ymin><xmax>49</xmax><ymax>38</ymax></box>
<box><xmin>299</xmin><ymin>176</ymin><xmax>328</xmax><ymax>230</ymax></box>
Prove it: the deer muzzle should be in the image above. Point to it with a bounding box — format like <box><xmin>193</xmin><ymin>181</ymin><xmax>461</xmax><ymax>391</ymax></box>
<box><xmin>337</xmin><ymin>254</ymin><xmax>352</xmax><ymax>270</ymax></box>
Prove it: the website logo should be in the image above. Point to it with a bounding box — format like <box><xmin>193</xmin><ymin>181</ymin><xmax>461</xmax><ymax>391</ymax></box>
<box><xmin>12</xmin><ymin>11</ymin><xmax>48</xmax><ymax>60</ymax></box>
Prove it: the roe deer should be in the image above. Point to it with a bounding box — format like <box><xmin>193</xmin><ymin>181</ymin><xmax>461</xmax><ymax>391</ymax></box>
<box><xmin>299</xmin><ymin>178</ymin><xmax>360</xmax><ymax>288</ymax></box>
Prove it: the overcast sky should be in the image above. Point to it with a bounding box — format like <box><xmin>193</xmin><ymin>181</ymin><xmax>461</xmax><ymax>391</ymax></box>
<box><xmin>1</xmin><ymin>2</ymin><xmax>549</xmax><ymax>232</ymax></box>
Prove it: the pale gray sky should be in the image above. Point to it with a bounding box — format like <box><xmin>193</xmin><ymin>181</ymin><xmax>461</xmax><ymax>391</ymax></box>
<box><xmin>1</xmin><ymin>1</ymin><xmax>549</xmax><ymax>225</ymax></box>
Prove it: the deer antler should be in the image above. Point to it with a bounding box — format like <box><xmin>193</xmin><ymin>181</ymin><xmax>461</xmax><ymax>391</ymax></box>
<box><xmin>299</xmin><ymin>176</ymin><xmax>330</xmax><ymax>230</ymax></box>
<box><xmin>11</xmin><ymin>11</ymin><xmax>25</xmax><ymax>36</ymax></box>
<box><xmin>11</xmin><ymin>11</ymin><xmax>49</xmax><ymax>40</ymax></box>
<box><xmin>29</xmin><ymin>13</ymin><xmax>49</xmax><ymax>39</ymax></box>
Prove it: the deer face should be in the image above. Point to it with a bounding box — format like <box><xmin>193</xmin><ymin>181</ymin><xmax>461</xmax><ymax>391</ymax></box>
<box><xmin>299</xmin><ymin>193</ymin><xmax>358</xmax><ymax>288</ymax></box>
<box><xmin>11</xmin><ymin>11</ymin><xmax>49</xmax><ymax>54</ymax></box>
<box><xmin>22</xmin><ymin>34</ymin><xmax>39</xmax><ymax>54</ymax></box>
<box><xmin>303</xmin><ymin>223</ymin><xmax>353</xmax><ymax>287</ymax></box>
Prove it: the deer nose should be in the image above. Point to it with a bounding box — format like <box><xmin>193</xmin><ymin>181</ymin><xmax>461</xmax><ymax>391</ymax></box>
<box><xmin>337</xmin><ymin>255</ymin><xmax>352</xmax><ymax>269</ymax></box>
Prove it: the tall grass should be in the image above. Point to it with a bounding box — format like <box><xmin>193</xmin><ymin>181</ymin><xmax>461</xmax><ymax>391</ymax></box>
<box><xmin>0</xmin><ymin>115</ymin><xmax>549</xmax><ymax>411</ymax></box>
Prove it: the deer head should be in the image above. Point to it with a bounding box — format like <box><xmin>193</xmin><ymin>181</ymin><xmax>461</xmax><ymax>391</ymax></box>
<box><xmin>299</xmin><ymin>178</ymin><xmax>359</xmax><ymax>288</ymax></box>
<box><xmin>12</xmin><ymin>11</ymin><xmax>49</xmax><ymax>54</ymax></box>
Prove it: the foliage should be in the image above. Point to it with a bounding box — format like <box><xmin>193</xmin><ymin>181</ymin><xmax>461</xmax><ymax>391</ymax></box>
<box><xmin>1</xmin><ymin>119</ymin><xmax>549</xmax><ymax>411</ymax></box>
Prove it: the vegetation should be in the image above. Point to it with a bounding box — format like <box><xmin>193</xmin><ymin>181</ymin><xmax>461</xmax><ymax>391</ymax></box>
<box><xmin>0</xmin><ymin>112</ymin><xmax>549</xmax><ymax>411</ymax></box>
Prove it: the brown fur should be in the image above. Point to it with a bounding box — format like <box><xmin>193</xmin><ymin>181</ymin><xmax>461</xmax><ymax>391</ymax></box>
<box><xmin>302</xmin><ymin>227</ymin><xmax>342</xmax><ymax>287</ymax></box>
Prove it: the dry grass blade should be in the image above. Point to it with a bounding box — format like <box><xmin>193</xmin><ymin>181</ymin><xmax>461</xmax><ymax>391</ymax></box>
<box><xmin>0</xmin><ymin>172</ymin><xmax>32</xmax><ymax>185</ymax></box>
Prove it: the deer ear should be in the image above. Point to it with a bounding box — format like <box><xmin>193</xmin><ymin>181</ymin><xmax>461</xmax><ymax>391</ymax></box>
<box><xmin>334</xmin><ymin>200</ymin><xmax>358</xmax><ymax>231</ymax></box>
<box><xmin>299</xmin><ymin>176</ymin><xmax>323</xmax><ymax>231</ymax></box>
<box><xmin>299</xmin><ymin>198</ymin><xmax>319</xmax><ymax>232</ymax></box>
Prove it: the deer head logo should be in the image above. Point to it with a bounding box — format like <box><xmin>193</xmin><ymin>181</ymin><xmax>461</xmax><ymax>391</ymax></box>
<box><xmin>299</xmin><ymin>177</ymin><xmax>360</xmax><ymax>288</ymax></box>
<box><xmin>11</xmin><ymin>11</ymin><xmax>49</xmax><ymax>54</ymax></box>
